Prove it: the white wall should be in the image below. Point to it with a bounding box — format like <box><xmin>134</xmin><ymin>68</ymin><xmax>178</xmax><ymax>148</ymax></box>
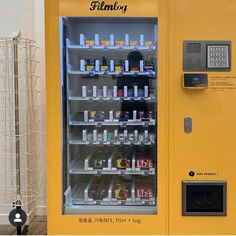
<box><xmin>0</xmin><ymin>0</ymin><xmax>46</xmax><ymax>224</ymax></box>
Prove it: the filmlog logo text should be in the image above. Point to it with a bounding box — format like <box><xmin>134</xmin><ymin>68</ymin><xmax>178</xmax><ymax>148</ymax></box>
<box><xmin>90</xmin><ymin>1</ymin><xmax>128</xmax><ymax>13</ymax></box>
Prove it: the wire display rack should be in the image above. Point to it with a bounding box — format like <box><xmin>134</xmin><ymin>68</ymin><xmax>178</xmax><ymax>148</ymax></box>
<box><xmin>0</xmin><ymin>35</ymin><xmax>41</xmax><ymax>209</ymax></box>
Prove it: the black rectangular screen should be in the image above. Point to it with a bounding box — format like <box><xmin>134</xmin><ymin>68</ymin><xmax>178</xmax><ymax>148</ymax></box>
<box><xmin>182</xmin><ymin>181</ymin><xmax>226</xmax><ymax>216</ymax></box>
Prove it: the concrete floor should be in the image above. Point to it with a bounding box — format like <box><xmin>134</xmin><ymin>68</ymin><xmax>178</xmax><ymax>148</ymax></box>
<box><xmin>0</xmin><ymin>216</ymin><xmax>47</xmax><ymax>235</ymax></box>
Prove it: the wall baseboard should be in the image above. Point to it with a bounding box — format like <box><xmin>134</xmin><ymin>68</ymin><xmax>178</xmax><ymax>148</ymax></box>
<box><xmin>0</xmin><ymin>205</ymin><xmax>47</xmax><ymax>225</ymax></box>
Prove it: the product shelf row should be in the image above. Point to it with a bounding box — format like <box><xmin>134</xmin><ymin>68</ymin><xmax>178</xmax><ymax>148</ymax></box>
<box><xmin>69</xmin><ymin>153</ymin><xmax>155</xmax><ymax>176</ymax></box>
<box><xmin>65</xmin><ymin>177</ymin><xmax>156</xmax><ymax>206</ymax></box>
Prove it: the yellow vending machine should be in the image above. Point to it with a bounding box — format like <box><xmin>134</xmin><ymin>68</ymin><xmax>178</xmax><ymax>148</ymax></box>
<box><xmin>46</xmin><ymin>0</ymin><xmax>168</xmax><ymax>234</ymax></box>
<box><xmin>46</xmin><ymin>0</ymin><xmax>236</xmax><ymax>234</ymax></box>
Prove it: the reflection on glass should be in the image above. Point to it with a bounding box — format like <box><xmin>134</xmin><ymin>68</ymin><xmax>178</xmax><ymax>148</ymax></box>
<box><xmin>61</xmin><ymin>17</ymin><xmax>158</xmax><ymax>215</ymax></box>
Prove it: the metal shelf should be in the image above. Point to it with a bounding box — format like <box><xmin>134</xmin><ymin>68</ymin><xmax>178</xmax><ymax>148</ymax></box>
<box><xmin>68</xmin><ymin>70</ymin><xmax>156</xmax><ymax>76</ymax></box>
<box><xmin>69</xmin><ymin>120</ymin><xmax>156</xmax><ymax>126</ymax></box>
<box><xmin>68</xmin><ymin>96</ymin><xmax>156</xmax><ymax>102</ymax></box>
<box><xmin>64</xmin><ymin>205</ymin><xmax>157</xmax><ymax>215</ymax></box>
<box><xmin>69</xmin><ymin>139</ymin><xmax>155</xmax><ymax>146</ymax></box>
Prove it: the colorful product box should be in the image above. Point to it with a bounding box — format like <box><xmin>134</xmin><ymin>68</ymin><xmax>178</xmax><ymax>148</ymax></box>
<box><xmin>144</xmin><ymin>65</ymin><xmax>154</xmax><ymax>72</ymax></box>
<box><xmin>115</xmin><ymin>66</ymin><xmax>124</xmax><ymax>73</ymax></box>
<box><xmin>85</xmin><ymin>40</ymin><xmax>95</xmax><ymax>46</ymax></box>
<box><xmin>136</xmin><ymin>183</ymin><xmax>154</xmax><ymax>199</ymax></box>
<box><xmin>117</xmin><ymin>89</ymin><xmax>124</xmax><ymax>97</ymax></box>
<box><xmin>130</xmin><ymin>67</ymin><xmax>139</xmax><ymax>72</ymax></box>
<box><xmin>116</xmin><ymin>153</ymin><xmax>131</xmax><ymax>169</ymax></box>
<box><xmin>100</xmin><ymin>65</ymin><xmax>109</xmax><ymax>72</ymax></box>
<box><xmin>144</xmin><ymin>41</ymin><xmax>154</xmax><ymax>46</ymax></box>
<box><xmin>136</xmin><ymin>157</ymin><xmax>154</xmax><ymax>168</ymax></box>
<box><xmin>101</xmin><ymin>40</ymin><xmax>110</xmax><ymax>46</ymax></box>
<box><xmin>119</xmin><ymin>111</ymin><xmax>129</xmax><ymax>121</ymax></box>
<box><xmin>115</xmin><ymin>111</ymin><xmax>121</xmax><ymax>120</ymax></box>
<box><xmin>94</xmin><ymin>111</ymin><xmax>105</xmax><ymax>121</ymax></box>
<box><xmin>130</xmin><ymin>41</ymin><xmax>139</xmax><ymax>46</ymax></box>
<box><xmin>86</xmin><ymin>65</ymin><xmax>95</xmax><ymax>72</ymax></box>
<box><xmin>115</xmin><ymin>41</ymin><xmax>125</xmax><ymax>46</ymax></box>
<box><xmin>113</xmin><ymin>184</ymin><xmax>130</xmax><ymax>200</ymax></box>
<box><xmin>89</xmin><ymin>111</ymin><xmax>96</xmax><ymax>121</ymax></box>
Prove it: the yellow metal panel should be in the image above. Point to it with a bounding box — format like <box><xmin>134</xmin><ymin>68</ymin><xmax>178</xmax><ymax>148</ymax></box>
<box><xmin>45</xmin><ymin>0</ymin><xmax>168</xmax><ymax>234</ymax></box>
<box><xmin>169</xmin><ymin>0</ymin><xmax>236</xmax><ymax>234</ymax></box>
<box><xmin>58</xmin><ymin>0</ymin><xmax>157</xmax><ymax>17</ymax></box>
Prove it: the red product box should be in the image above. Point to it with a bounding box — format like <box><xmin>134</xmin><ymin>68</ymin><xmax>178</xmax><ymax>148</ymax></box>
<box><xmin>136</xmin><ymin>184</ymin><xmax>154</xmax><ymax>199</ymax></box>
<box><xmin>136</xmin><ymin>155</ymin><xmax>153</xmax><ymax>169</ymax></box>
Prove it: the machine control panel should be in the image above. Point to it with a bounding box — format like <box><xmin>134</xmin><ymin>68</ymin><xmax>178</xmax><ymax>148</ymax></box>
<box><xmin>183</xmin><ymin>40</ymin><xmax>231</xmax><ymax>71</ymax></box>
<box><xmin>183</xmin><ymin>73</ymin><xmax>208</xmax><ymax>89</ymax></box>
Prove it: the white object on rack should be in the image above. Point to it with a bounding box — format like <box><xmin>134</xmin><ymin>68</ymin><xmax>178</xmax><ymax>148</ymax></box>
<box><xmin>95</xmin><ymin>60</ymin><xmax>100</xmax><ymax>72</ymax></box>
<box><xmin>125</xmin><ymin>34</ymin><xmax>129</xmax><ymax>46</ymax></box>
<box><xmin>80</xmin><ymin>34</ymin><xmax>85</xmax><ymax>46</ymax></box>
<box><xmin>94</xmin><ymin>34</ymin><xmax>100</xmax><ymax>46</ymax></box>
<box><xmin>80</xmin><ymin>59</ymin><xmax>85</xmax><ymax>72</ymax></box>
<box><xmin>125</xmin><ymin>60</ymin><xmax>129</xmax><ymax>72</ymax></box>
<box><xmin>110</xmin><ymin>34</ymin><xmax>114</xmax><ymax>46</ymax></box>
<box><xmin>140</xmin><ymin>60</ymin><xmax>144</xmax><ymax>72</ymax></box>
<box><xmin>140</xmin><ymin>34</ymin><xmax>144</xmax><ymax>46</ymax></box>
<box><xmin>82</xmin><ymin>86</ymin><xmax>87</xmax><ymax>97</ymax></box>
<box><xmin>110</xmin><ymin>60</ymin><xmax>114</xmax><ymax>71</ymax></box>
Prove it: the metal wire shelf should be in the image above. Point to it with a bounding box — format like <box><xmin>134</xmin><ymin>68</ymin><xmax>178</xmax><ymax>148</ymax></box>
<box><xmin>0</xmin><ymin>35</ymin><xmax>41</xmax><ymax>208</ymax></box>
